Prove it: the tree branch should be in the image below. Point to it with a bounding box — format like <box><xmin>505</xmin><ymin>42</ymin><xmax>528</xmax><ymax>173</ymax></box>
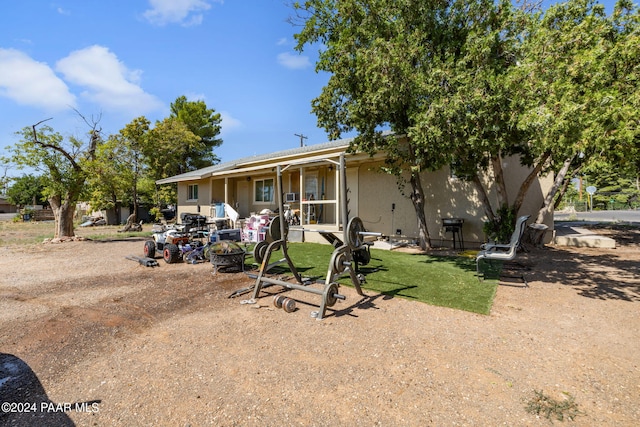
<box><xmin>31</xmin><ymin>119</ymin><xmax>81</xmax><ymax>171</ymax></box>
<box><xmin>72</xmin><ymin>108</ymin><xmax>102</xmax><ymax>160</ymax></box>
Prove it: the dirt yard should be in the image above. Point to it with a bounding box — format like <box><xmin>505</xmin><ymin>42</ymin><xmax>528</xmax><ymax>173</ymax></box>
<box><xmin>0</xmin><ymin>224</ymin><xmax>639</xmax><ymax>426</ymax></box>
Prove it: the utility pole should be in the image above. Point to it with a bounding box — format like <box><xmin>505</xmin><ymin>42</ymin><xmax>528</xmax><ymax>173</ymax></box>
<box><xmin>294</xmin><ymin>133</ymin><xmax>308</xmax><ymax>147</ymax></box>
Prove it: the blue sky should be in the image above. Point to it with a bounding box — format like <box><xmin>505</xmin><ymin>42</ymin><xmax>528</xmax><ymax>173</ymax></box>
<box><xmin>0</xmin><ymin>0</ymin><xmax>335</xmax><ymax>177</ymax></box>
<box><xmin>0</xmin><ymin>0</ymin><xmax>623</xmax><ymax>179</ymax></box>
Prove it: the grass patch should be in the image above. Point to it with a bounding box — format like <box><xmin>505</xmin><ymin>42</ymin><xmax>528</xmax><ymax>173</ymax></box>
<box><xmin>261</xmin><ymin>242</ymin><xmax>499</xmax><ymax>315</ymax></box>
<box><xmin>0</xmin><ymin>220</ymin><xmax>56</xmax><ymax>245</ymax></box>
<box><xmin>0</xmin><ymin>221</ymin><xmax>151</xmax><ymax>245</ymax></box>
<box><xmin>525</xmin><ymin>390</ymin><xmax>584</xmax><ymax>422</ymax></box>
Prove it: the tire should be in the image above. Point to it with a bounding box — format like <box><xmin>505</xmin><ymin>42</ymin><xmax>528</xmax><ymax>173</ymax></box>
<box><xmin>163</xmin><ymin>243</ymin><xmax>181</xmax><ymax>264</ymax></box>
<box><xmin>143</xmin><ymin>240</ymin><xmax>156</xmax><ymax>258</ymax></box>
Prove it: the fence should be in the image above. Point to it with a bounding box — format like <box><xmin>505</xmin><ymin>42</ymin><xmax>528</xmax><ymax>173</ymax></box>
<box><xmin>561</xmin><ymin>191</ymin><xmax>640</xmax><ymax>212</ymax></box>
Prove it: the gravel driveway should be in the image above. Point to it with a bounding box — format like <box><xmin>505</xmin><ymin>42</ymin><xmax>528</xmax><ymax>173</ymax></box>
<box><xmin>1</xmin><ymin>229</ymin><xmax>639</xmax><ymax>426</ymax></box>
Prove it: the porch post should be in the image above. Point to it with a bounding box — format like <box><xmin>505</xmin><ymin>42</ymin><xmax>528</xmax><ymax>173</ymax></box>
<box><xmin>339</xmin><ymin>153</ymin><xmax>347</xmax><ymax>235</ymax></box>
<box><xmin>335</xmin><ymin>157</ymin><xmax>340</xmax><ymax>228</ymax></box>
<box><xmin>299</xmin><ymin>166</ymin><xmax>304</xmax><ymax>224</ymax></box>
<box><xmin>224</xmin><ymin>177</ymin><xmax>229</xmax><ymax>205</ymax></box>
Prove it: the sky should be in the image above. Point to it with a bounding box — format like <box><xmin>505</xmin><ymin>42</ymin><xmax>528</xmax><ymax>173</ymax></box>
<box><xmin>0</xmin><ymin>0</ymin><xmax>623</xmax><ymax>179</ymax></box>
<box><xmin>0</xmin><ymin>0</ymin><xmax>337</xmax><ymax>178</ymax></box>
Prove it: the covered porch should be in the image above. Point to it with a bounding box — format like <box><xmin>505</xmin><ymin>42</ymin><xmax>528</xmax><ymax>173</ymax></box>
<box><xmin>170</xmin><ymin>151</ymin><xmax>361</xmax><ymax>244</ymax></box>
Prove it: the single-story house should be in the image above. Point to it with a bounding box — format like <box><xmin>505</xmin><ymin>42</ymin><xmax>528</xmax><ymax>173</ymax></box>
<box><xmin>0</xmin><ymin>196</ymin><xmax>17</xmax><ymax>214</ymax></box>
<box><xmin>156</xmin><ymin>134</ymin><xmax>553</xmax><ymax>248</ymax></box>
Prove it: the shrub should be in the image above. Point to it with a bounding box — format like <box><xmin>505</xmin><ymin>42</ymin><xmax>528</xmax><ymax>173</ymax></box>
<box><xmin>482</xmin><ymin>205</ymin><xmax>517</xmax><ymax>244</ymax></box>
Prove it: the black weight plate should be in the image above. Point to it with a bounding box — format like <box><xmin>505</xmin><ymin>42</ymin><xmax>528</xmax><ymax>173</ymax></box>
<box><xmin>325</xmin><ymin>283</ymin><xmax>340</xmax><ymax>307</ymax></box>
<box><xmin>253</xmin><ymin>240</ymin><xmax>268</xmax><ymax>264</ymax></box>
<box><xmin>268</xmin><ymin>215</ymin><xmax>288</xmax><ymax>241</ymax></box>
<box><xmin>347</xmin><ymin>217</ymin><xmax>365</xmax><ymax>249</ymax></box>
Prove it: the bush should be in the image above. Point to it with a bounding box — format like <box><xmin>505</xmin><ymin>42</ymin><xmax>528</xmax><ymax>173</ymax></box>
<box><xmin>482</xmin><ymin>205</ymin><xmax>517</xmax><ymax>244</ymax></box>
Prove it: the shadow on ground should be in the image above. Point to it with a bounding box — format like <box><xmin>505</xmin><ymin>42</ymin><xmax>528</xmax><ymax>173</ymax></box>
<box><xmin>0</xmin><ymin>353</ymin><xmax>76</xmax><ymax>427</ymax></box>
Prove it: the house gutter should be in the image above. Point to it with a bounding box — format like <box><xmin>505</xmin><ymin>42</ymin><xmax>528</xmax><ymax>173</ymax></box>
<box><xmin>155</xmin><ymin>149</ymin><xmax>384</xmax><ymax>185</ymax></box>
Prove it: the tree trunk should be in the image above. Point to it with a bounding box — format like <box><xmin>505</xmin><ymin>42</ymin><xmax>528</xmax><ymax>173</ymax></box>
<box><xmin>471</xmin><ymin>173</ymin><xmax>496</xmax><ymax>220</ymax></box>
<box><xmin>490</xmin><ymin>154</ymin><xmax>508</xmax><ymax>207</ymax></box>
<box><xmin>409</xmin><ymin>170</ymin><xmax>431</xmax><ymax>250</ymax></box>
<box><xmin>535</xmin><ymin>155</ymin><xmax>575</xmax><ymax>224</ymax></box>
<box><xmin>132</xmin><ymin>152</ymin><xmax>139</xmax><ymax>222</ymax></box>
<box><xmin>112</xmin><ymin>193</ymin><xmax>119</xmax><ymax>226</ymax></box>
<box><xmin>554</xmin><ymin>164</ymin><xmax>583</xmax><ymax>210</ymax></box>
<box><xmin>512</xmin><ymin>151</ymin><xmax>551</xmax><ymax>215</ymax></box>
<box><xmin>49</xmin><ymin>195</ymin><xmax>76</xmax><ymax>238</ymax></box>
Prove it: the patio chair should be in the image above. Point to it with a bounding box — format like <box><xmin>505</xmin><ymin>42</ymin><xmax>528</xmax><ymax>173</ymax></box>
<box><xmin>476</xmin><ymin>215</ymin><xmax>530</xmax><ymax>285</ymax></box>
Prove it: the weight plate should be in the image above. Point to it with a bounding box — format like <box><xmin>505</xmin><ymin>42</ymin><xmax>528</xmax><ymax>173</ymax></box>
<box><xmin>268</xmin><ymin>215</ymin><xmax>287</xmax><ymax>242</ymax></box>
<box><xmin>325</xmin><ymin>283</ymin><xmax>340</xmax><ymax>307</ymax></box>
<box><xmin>273</xmin><ymin>295</ymin><xmax>286</xmax><ymax>308</ymax></box>
<box><xmin>346</xmin><ymin>217</ymin><xmax>365</xmax><ymax>249</ymax></box>
<box><xmin>253</xmin><ymin>240</ymin><xmax>268</xmax><ymax>264</ymax></box>
<box><xmin>258</xmin><ymin>241</ymin><xmax>269</xmax><ymax>263</ymax></box>
<box><xmin>282</xmin><ymin>297</ymin><xmax>296</xmax><ymax>313</ymax></box>
<box><xmin>354</xmin><ymin>246</ymin><xmax>371</xmax><ymax>265</ymax></box>
<box><xmin>331</xmin><ymin>251</ymin><xmax>347</xmax><ymax>274</ymax></box>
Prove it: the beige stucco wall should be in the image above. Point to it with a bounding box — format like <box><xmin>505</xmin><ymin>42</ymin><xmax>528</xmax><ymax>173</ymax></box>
<box><xmin>355</xmin><ymin>157</ymin><xmax>553</xmax><ymax>247</ymax></box>
<box><xmin>355</xmin><ymin>164</ymin><xmax>485</xmax><ymax>245</ymax></box>
<box><xmin>177</xmin><ymin>180</ymin><xmax>211</xmax><ymax>217</ymax></box>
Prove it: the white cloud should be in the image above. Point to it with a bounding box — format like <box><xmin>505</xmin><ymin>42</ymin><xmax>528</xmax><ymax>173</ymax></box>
<box><xmin>184</xmin><ymin>92</ymin><xmax>207</xmax><ymax>102</ymax></box>
<box><xmin>0</xmin><ymin>48</ymin><xmax>76</xmax><ymax>111</ymax></box>
<box><xmin>143</xmin><ymin>0</ymin><xmax>219</xmax><ymax>26</ymax></box>
<box><xmin>220</xmin><ymin>111</ymin><xmax>242</xmax><ymax>133</ymax></box>
<box><xmin>277</xmin><ymin>52</ymin><xmax>311</xmax><ymax>70</ymax></box>
<box><xmin>276</xmin><ymin>38</ymin><xmax>288</xmax><ymax>46</ymax></box>
<box><xmin>56</xmin><ymin>7</ymin><xmax>71</xmax><ymax>15</ymax></box>
<box><xmin>55</xmin><ymin>45</ymin><xmax>163</xmax><ymax>115</ymax></box>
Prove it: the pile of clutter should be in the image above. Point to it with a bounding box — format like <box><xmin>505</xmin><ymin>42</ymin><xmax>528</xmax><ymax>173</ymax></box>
<box><xmin>79</xmin><ymin>216</ymin><xmax>106</xmax><ymax>227</ymax></box>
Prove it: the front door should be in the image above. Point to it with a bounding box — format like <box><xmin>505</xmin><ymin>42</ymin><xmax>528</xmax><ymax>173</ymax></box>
<box><xmin>236</xmin><ymin>180</ymin><xmax>250</xmax><ymax>218</ymax></box>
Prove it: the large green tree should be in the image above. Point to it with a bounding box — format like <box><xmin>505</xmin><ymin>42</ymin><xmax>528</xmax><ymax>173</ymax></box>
<box><xmin>509</xmin><ymin>0</ymin><xmax>640</xmax><ymax>224</ymax></box>
<box><xmin>293</xmin><ymin>0</ymin><xmax>639</xmax><ymax>246</ymax></box>
<box><xmin>86</xmin><ymin>96</ymin><xmax>223</xmax><ymax>222</ymax></box>
<box><xmin>85</xmin><ymin>117</ymin><xmax>151</xmax><ymax>223</ymax></box>
<box><xmin>170</xmin><ymin>95</ymin><xmax>223</xmax><ymax>171</ymax></box>
<box><xmin>140</xmin><ymin>116</ymin><xmax>203</xmax><ymax>213</ymax></box>
<box><xmin>581</xmin><ymin>160</ymin><xmax>640</xmax><ymax>209</ymax></box>
<box><xmin>144</xmin><ymin>117</ymin><xmax>203</xmax><ymax>180</ymax></box>
<box><xmin>293</xmin><ymin>0</ymin><xmax>520</xmax><ymax>249</ymax></box>
<box><xmin>6</xmin><ymin>174</ymin><xmax>48</xmax><ymax>207</ymax></box>
<box><xmin>8</xmin><ymin>118</ymin><xmax>101</xmax><ymax>237</ymax></box>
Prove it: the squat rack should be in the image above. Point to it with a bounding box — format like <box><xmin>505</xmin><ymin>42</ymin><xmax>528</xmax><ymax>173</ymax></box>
<box><xmin>242</xmin><ymin>152</ymin><xmax>378</xmax><ymax>320</ymax></box>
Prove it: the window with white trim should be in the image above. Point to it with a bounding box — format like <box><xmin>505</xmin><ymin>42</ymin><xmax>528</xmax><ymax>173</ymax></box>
<box><xmin>254</xmin><ymin>178</ymin><xmax>274</xmax><ymax>203</ymax></box>
<box><xmin>187</xmin><ymin>184</ymin><xmax>199</xmax><ymax>201</ymax></box>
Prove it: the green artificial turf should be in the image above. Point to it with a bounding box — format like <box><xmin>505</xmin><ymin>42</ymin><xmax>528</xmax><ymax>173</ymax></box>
<box><xmin>257</xmin><ymin>242</ymin><xmax>500</xmax><ymax>315</ymax></box>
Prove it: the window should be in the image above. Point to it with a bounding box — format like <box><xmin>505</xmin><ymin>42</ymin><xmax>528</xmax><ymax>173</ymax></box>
<box><xmin>304</xmin><ymin>173</ymin><xmax>318</xmax><ymax>200</ymax></box>
<box><xmin>449</xmin><ymin>161</ymin><xmax>472</xmax><ymax>181</ymax></box>
<box><xmin>188</xmin><ymin>184</ymin><xmax>199</xmax><ymax>201</ymax></box>
<box><xmin>254</xmin><ymin>178</ymin><xmax>274</xmax><ymax>203</ymax></box>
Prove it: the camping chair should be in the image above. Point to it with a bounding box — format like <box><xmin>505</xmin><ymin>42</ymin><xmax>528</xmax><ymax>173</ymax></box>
<box><xmin>476</xmin><ymin>215</ymin><xmax>530</xmax><ymax>285</ymax></box>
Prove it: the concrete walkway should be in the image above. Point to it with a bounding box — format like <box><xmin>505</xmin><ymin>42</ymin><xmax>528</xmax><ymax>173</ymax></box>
<box><xmin>553</xmin><ymin>223</ymin><xmax>616</xmax><ymax>249</ymax></box>
<box><xmin>552</xmin><ymin>209</ymin><xmax>640</xmax><ymax>248</ymax></box>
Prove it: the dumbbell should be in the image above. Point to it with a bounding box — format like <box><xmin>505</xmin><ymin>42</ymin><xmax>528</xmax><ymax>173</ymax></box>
<box><xmin>273</xmin><ymin>295</ymin><xmax>296</xmax><ymax>313</ymax></box>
